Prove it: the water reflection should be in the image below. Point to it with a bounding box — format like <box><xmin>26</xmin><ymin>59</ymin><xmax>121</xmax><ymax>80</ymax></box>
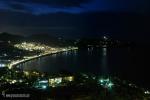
<box><xmin>101</xmin><ymin>48</ymin><xmax>108</xmax><ymax>75</ymax></box>
<box><xmin>15</xmin><ymin>48</ymin><xmax>150</xmax><ymax>89</ymax></box>
<box><xmin>73</xmin><ymin>50</ymin><xmax>78</xmax><ymax>56</ymax></box>
<box><xmin>87</xmin><ymin>47</ymin><xmax>93</xmax><ymax>55</ymax></box>
<box><xmin>103</xmin><ymin>48</ymin><xmax>107</xmax><ymax>56</ymax></box>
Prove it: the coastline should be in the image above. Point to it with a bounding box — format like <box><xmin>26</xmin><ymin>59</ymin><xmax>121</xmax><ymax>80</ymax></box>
<box><xmin>8</xmin><ymin>47</ymin><xmax>78</xmax><ymax>69</ymax></box>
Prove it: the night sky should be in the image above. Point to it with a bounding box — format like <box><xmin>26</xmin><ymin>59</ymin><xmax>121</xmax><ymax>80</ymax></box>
<box><xmin>0</xmin><ymin>0</ymin><xmax>150</xmax><ymax>41</ymax></box>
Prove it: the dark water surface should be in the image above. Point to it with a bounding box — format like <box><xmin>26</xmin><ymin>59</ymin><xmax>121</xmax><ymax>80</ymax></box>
<box><xmin>18</xmin><ymin>47</ymin><xmax>150</xmax><ymax>89</ymax></box>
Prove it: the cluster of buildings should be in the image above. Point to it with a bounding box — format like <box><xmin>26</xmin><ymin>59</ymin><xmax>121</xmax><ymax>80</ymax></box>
<box><xmin>14</xmin><ymin>42</ymin><xmax>56</xmax><ymax>52</ymax></box>
<box><xmin>34</xmin><ymin>76</ymin><xmax>74</xmax><ymax>89</ymax></box>
<box><xmin>0</xmin><ymin>41</ymin><xmax>78</xmax><ymax>69</ymax></box>
<box><xmin>0</xmin><ymin>67</ymin><xmax>150</xmax><ymax>99</ymax></box>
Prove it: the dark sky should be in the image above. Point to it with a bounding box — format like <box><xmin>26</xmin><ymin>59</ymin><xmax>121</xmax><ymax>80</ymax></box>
<box><xmin>0</xmin><ymin>0</ymin><xmax>150</xmax><ymax>40</ymax></box>
<box><xmin>0</xmin><ymin>0</ymin><xmax>150</xmax><ymax>14</ymax></box>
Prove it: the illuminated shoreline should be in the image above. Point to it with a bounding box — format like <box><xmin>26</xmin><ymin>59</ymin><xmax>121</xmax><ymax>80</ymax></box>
<box><xmin>8</xmin><ymin>47</ymin><xmax>78</xmax><ymax>69</ymax></box>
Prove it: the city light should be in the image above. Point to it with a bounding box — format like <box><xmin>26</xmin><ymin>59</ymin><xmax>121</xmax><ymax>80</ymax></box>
<box><xmin>49</xmin><ymin>78</ymin><xmax>62</xmax><ymax>87</ymax></box>
<box><xmin>0</xmin><ymin>63</ymin><xmax>6</xmax><ymax>67</ymax></box>
<box><xmin>107</xmin><ymin>82</ymin><xmax>114</xmax><ymax>88</ymax></box>
<box><xmin>24</xmin><ymin>71</ymin><xmax>29</xmax><ymax>76</ymax></box>
<box><xmin>98</xmin><ymin>78</ymin><xmax>114</xmax><ymax>89</ymax></box>
<box><xmin>4</xmin><ymin>42</ymin><xmax>78</xmax><ymax>69</ymax></box>
<box><xmin>145</xmin><ymin>90</ymin><xmax>150</xmax><ymax>94</ymax></box>
<box><xmin>34</xmin><ymin>79</ymin><xmax>49</xmax><ymax>90</ymax></box>
<box><xmin>11</xmin><ymin>80</ymin><xmax>17</xmax><ymax>84</ymax></box>
<box><xmin>55</xmin><ymin>78</ymin><xmax>62</xmax><ymax>84</ymax></box>
<box><xmin>42</xmin><ymin>85</ymin><xmax>47</xmax><ymax>89</ymax></box>
<box><xmin>39</xmin><ymin>80</ymin><xmax>48</xmax><ymax>83</ymax></box>
<box><xmin>48</xmin><ymin>76</ymin><xmax>74</xmax><ymax>87</ymax></box>
<box><xmin>65</xmin><ymin>76</ymin><xmax>74</xmax><ymax>82</ymax></box>
<box><xmin>103</xmin><ymin>36</ymin><xmax>107</xmax><ymax>40</ymax></box>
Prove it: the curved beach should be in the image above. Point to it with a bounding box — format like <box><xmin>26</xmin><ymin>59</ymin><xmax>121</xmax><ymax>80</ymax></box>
<box><xmin>8</xmin><ymin>47</ymin><xmax>78</xmax><ymax>69</ymax></box>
